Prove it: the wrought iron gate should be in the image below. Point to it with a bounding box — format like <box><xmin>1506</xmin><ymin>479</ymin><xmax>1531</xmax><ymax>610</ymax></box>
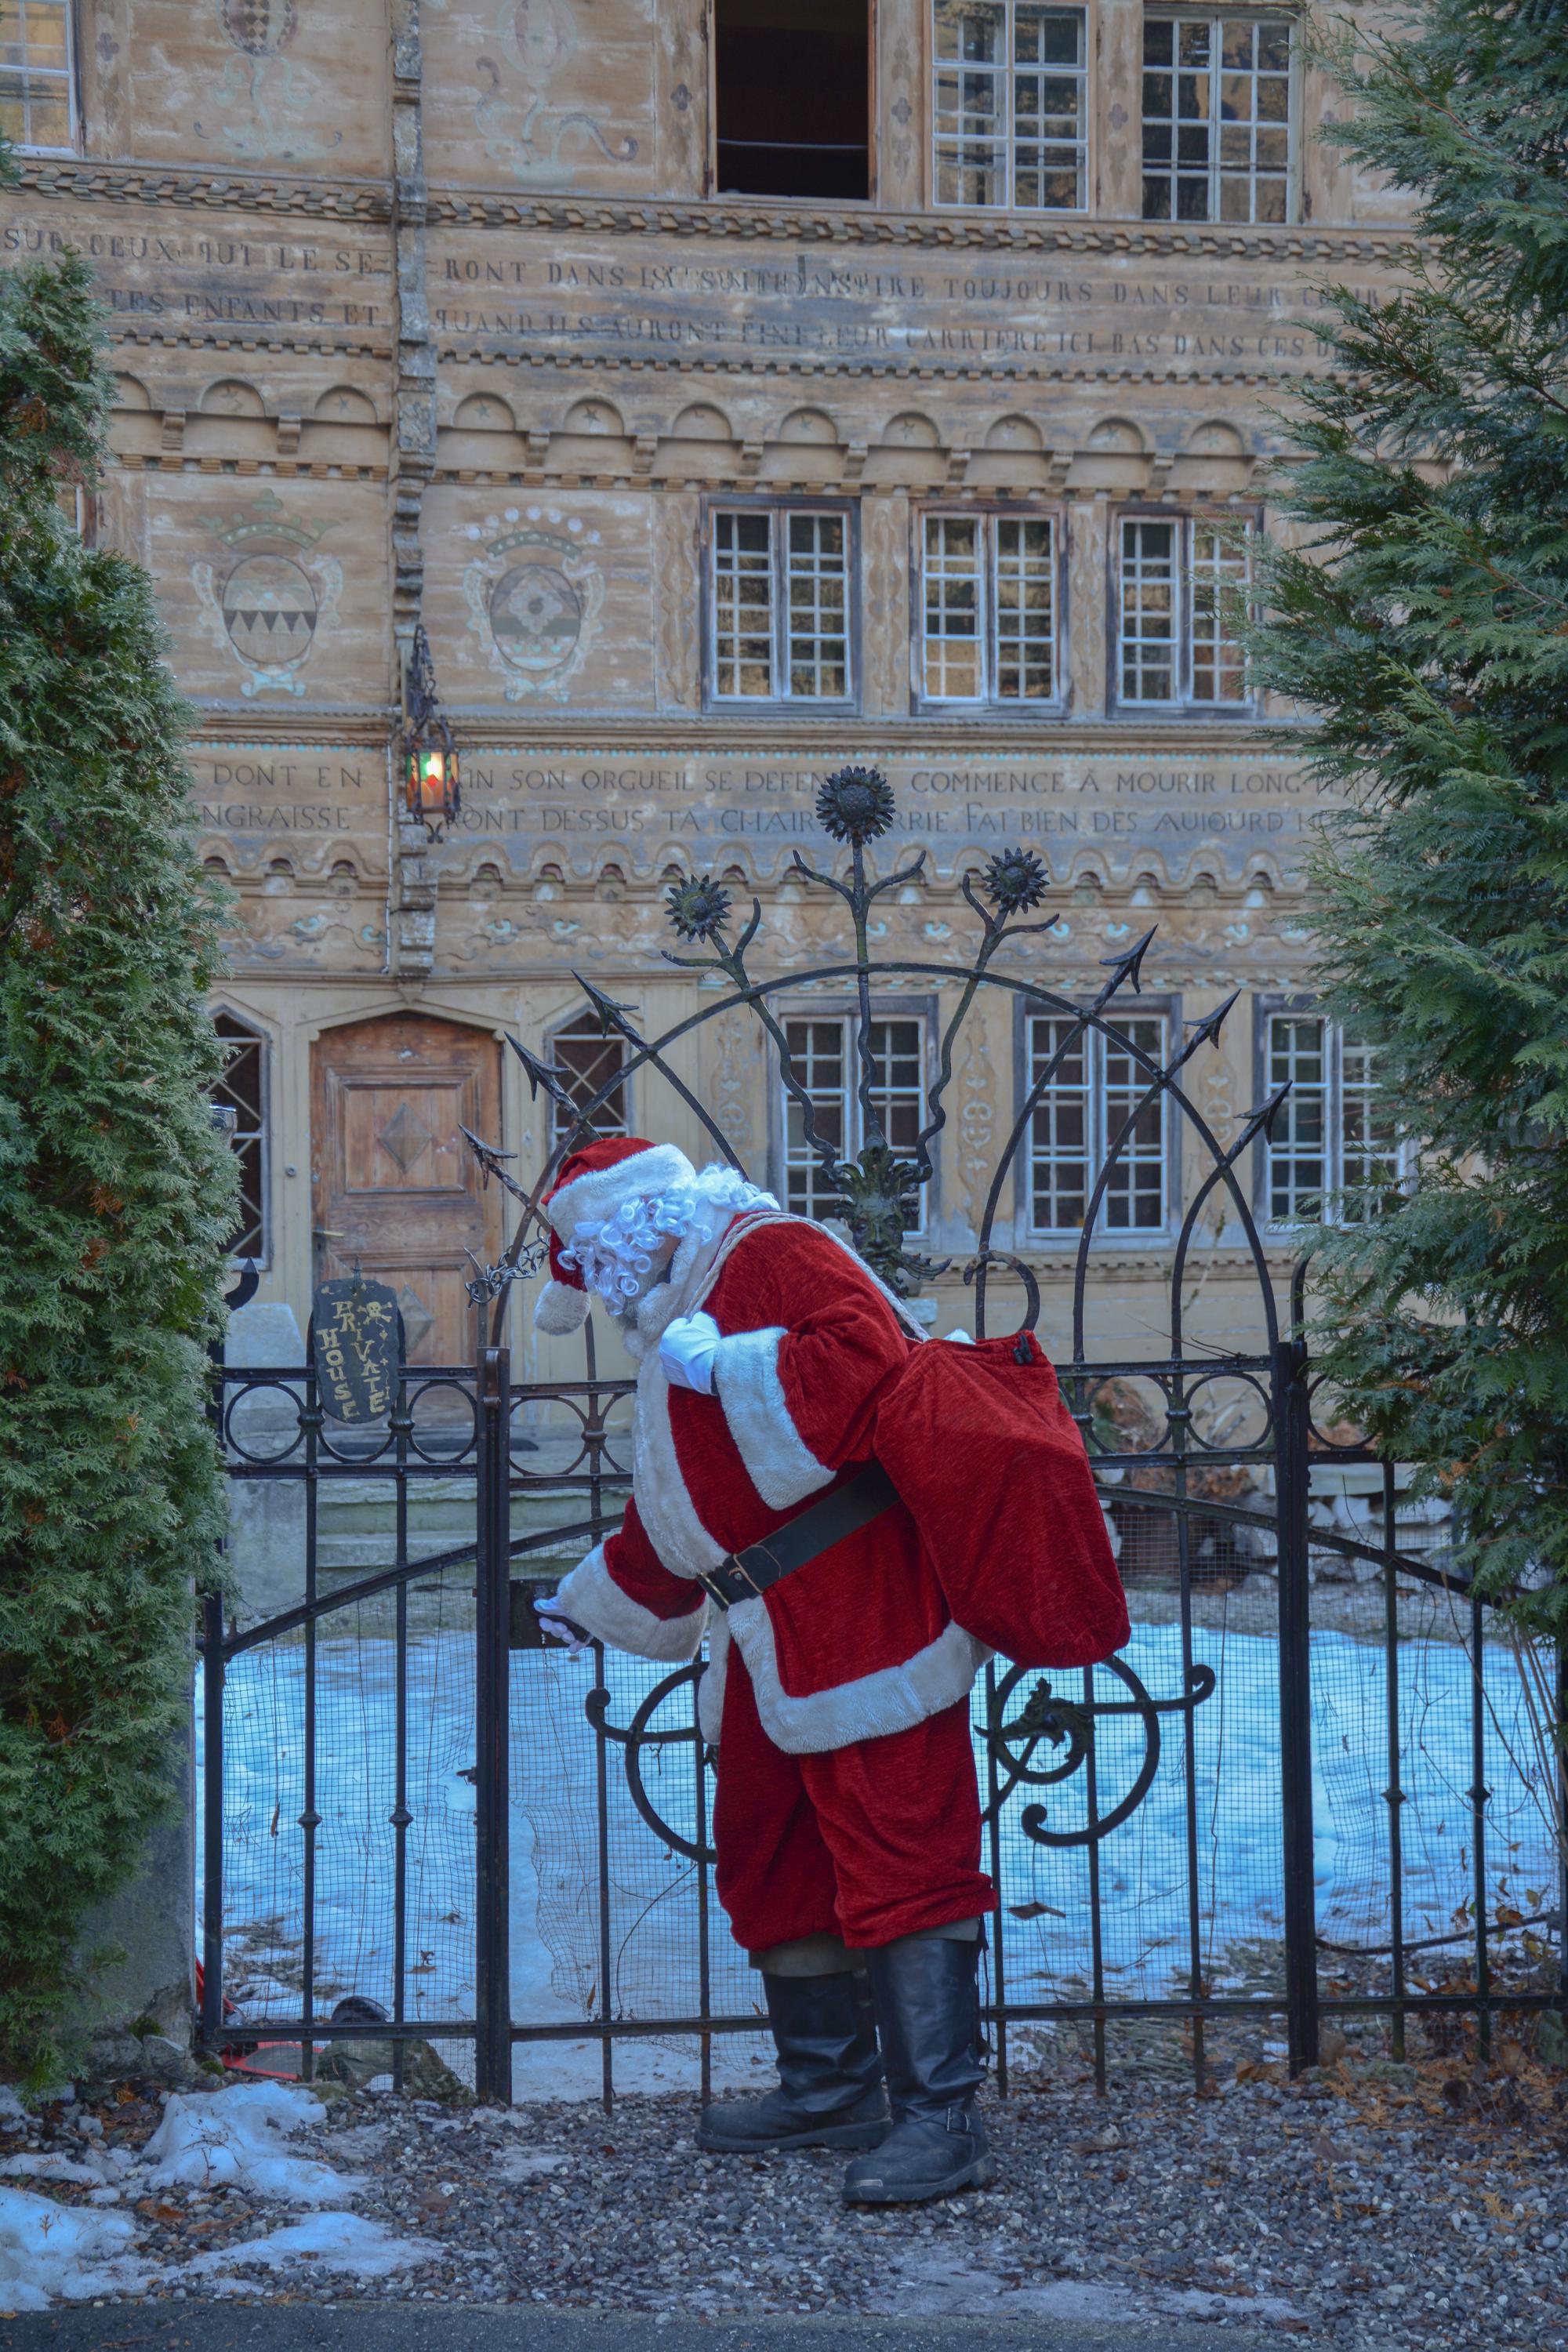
<box><xmin>198</xmin><ymin>773</ymin><xmax>1566</xmax><ymax>2103</ymax></box>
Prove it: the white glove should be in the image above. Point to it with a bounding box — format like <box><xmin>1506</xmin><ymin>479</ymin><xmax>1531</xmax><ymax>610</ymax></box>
<box><xmin>659</xmin><ymin>1310</ymin><xmax>723</xmax><ymax>1395</ymax></box>
<box><xmin>533</xmin><ymin>1593</ymin><xmax>587</xmax><ymax>1656</ymax></box>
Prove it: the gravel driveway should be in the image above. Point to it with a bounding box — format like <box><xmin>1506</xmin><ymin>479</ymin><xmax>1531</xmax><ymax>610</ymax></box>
<box><xmin>5</xmin><ymin>2043</ymin><xmax>1566</xmax><ymax>2345</ymax></box>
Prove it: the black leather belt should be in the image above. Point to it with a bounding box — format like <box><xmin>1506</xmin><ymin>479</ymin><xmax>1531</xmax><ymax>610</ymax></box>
<box><xmin>696</xmin><ymin>1461</ymin><xmax>899</xmax><ymax>1611</ymax></box>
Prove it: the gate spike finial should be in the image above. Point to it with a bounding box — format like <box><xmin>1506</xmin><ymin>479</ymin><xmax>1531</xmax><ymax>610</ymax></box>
<box><xmin>1185</xmin><ymin>989</ymin><xmax>1242</xmax><ymax>1052</ymax></box>
<box><xmin>1240</xmin><ymin>1080</ymin><xmax>1294</xmax><ymax>1148</ymax></box>
<box><xmin>1097</xmin><ymin>924</ymin><xmax>1158</xmax><ymax>996</ymax></box>
<box><xmin>506</xmin><ymin>1033</ymin><xmax>576</xmax><ymax>1110</ymax></box>
<box><xmin>572</xmin><ymin>973</ymin><xmax>645</xmax><ymax>1047</ymax></box>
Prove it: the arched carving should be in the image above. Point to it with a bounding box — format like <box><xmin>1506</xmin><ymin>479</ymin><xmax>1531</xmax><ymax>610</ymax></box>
<box><xmin>201</xmin><ymin>378</ymin><xmax>267</xmax><ymax>416</ymax></box>
<box><xmin>881</xmin><ymin>411</ymin><xmax>942</xmax><ymax>448</ymax></box>
<box><xmin>670</xmin><ymin>401</ymin><xmax>733</xmax><ymax>441</ymax></box>
<box><xmin>774</xmin><ymin>406</ymin><xmax>839</xmax><ymax>446</ymax></box>
<box><xmin>561</xmin><ymin>396</ymin><xmax>625</xmax><ymax>437</ymax></box>
<box><xmin>985</xmin><ymin>413</ymin><xmax>1044</xmax><ymax>451</ymax></box>
<box><xmin>1086</xmin><ymin>416</ymin><xmax>1147</xmax><ymax>454</ymax></box>
<box><xmin>314</xmin><ymin>384</ymin><xmax>379</xmax><ymax>423</ymax></box>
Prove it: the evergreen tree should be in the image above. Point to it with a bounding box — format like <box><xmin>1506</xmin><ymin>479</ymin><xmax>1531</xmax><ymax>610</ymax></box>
<box><xmin>0</xmin><ymin>210</ymin><xmax>236</xmax><ymax>2074</ymax></box>
<box><xmin>1247</xmin><ymin>0</ymin><xmax>1568</xmax><ymax>1638</ymax></box>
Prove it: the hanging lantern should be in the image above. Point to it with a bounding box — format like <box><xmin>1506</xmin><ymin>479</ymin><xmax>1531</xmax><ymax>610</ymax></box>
<box><xmin>402</xmin><ymin>626</ymin><xmax>461</xmax><ymax>840</ymax></box>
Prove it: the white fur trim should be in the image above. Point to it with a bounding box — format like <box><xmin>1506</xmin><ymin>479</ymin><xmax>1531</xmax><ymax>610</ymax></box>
<box><xmin>554</xmin><ymin>1543</ymin><xmax>708</xmax><ymax>1663</ymax></box>
<box><xmin>632</xmin><ymin>1352</ymin><xmax>728</xmax><ymax>1581</ymax></box>
<box><xmin>712</xmin><ymin>1326</ymin><xmax>834</xmax><ymax>1512</ymax></box>
<box><xmin>534</xmin><ymin>1279</ymin><xmax>590</xmax><ymax>1335</ymax></box>
<box><xmin>724</xmin><ymin>1606</ymin><xmax>989</xmax><ymax>1756</ymax></box>
<box><xmin>699</xmin><ymin>1615</ymin><xmax>729</xmax><ymax>1744</ymax></box>
<box><xmin>621</xmin><ymin>1207</ymin><xmax>887</xmax><ymax>1576</ymax></box>
<box><xmin>546</xmin><ymin>1143</ymin><xmax>695</xmax><ymax>1240</ymax></box>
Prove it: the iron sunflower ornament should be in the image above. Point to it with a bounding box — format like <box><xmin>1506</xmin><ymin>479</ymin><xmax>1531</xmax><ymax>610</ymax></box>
<box><xmin>982</xmin><ymin>847</ymin><xmax>1051</xmax><ymax>914</ymax></box>
<box><xmin>815</xmin><ymin>765</ymin><xmax>897</xmax><ymax>846</ymax></box>
<box><xmin>665</xmin><ymin>873</ymin><xmax>733</xmax><ymax>943</ymax></box>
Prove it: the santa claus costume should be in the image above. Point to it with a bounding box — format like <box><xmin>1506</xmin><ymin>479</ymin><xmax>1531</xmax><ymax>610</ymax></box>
<box><xmin>535</xmin><ymin>1135</ymin><xmax>1058</xmax><ymax>2202</ymax></box>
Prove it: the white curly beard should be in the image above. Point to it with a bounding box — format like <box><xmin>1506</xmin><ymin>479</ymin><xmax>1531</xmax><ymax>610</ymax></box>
<box><xmin>558</xmin><ymin>1163</ymin><xmax>779</xmax><ymax>1318</ymax></box>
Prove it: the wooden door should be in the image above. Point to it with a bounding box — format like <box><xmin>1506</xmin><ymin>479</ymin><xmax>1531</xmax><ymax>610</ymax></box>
<box><xmin>310</xmin><ymin>1014</ymin><xmax>503</xmax><ymax>1369</ymax></box>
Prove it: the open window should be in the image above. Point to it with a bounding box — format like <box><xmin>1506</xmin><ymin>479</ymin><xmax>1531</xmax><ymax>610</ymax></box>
<box><xmin>713</xmin><ymin>0</ymin><xmax>871</xmax><ymax>201</ymax></box>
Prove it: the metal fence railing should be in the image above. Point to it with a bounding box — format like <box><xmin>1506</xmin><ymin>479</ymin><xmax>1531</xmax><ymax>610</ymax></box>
<box><xmin>198</xmin><ymin>1335</ymin><xmax>1567</xmax><ymax>2106</ymax></box>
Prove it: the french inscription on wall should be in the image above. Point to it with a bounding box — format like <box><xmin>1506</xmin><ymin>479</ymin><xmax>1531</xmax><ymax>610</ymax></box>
<box><xmin>439</xmin><ymin>749</ymin><xmax>1335</xmax><ymax>884</ymax></box>
<box><xmin>190</xmin><ymin>746</ymin><xmax>388</xmax><ymax>867</ymax></box>
<box><xmin>430</xmin><ymin>229</ymin><xmax>1403</xmax><ymax>372</ymax></box>
<box><xmin>0</xmin><ymin>204</ymin><xmax>394</xmax><ymax>336</ymax></box>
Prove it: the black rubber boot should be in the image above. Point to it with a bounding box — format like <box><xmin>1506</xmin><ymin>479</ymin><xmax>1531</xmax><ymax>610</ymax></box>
<box><xmin>699</xmin><ymin>1968</ymin><xmax>888</xmax><ymax>2154</ymax></box>
<box><xmin>842</xmin><ymin>1933</ymin><xmax>996</xmax><ymax>2204</ymax></box>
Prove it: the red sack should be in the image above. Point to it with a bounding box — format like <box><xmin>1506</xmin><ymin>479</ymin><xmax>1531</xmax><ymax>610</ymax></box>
<box><xmin>873</xmin><ymin>1330</ymin><xmax>1128</xmax><ymax>1669</ymax></box>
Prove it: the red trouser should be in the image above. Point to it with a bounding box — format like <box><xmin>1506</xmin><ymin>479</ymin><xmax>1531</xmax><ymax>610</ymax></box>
<box><xmin>712</xmin><ymin>1646</ymin><xmax>995</xmax><ymax>1951</ymax></box>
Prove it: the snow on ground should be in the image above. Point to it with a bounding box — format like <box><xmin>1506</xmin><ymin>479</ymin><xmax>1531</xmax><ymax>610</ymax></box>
<box><xmin>0</xmin><ymin>2082</ymin><xmax>412</xmax><ymax>2310</ymax></box>
<box><xmin>0</xmin><ymin>2185</ymin><xmax>150</xmax><ymax>2310</ymax></box>
<box><xmin>143</xmin><ymin>2080</ymin><xmax>363</xmax><ymax>2204</ymax></box>
<box><xmin>198</xmin><ymin>1614</ymin><xmax>1559</xmax><ymax>2100</ymax></box>
<box><xmin>184</xmin><ymin>2210</ymin><xmax>434</xmax><ymax>2285</ymax></box>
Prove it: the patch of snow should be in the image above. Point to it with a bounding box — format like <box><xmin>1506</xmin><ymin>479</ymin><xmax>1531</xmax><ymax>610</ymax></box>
<box><xmin>185</xmin><ymin>2211</ymin><xmax>435</xmax><ymax>2281</ymax></box>
<box><xmin>0</xmin><ymin>2185</ymin><xmax>151</xmax><ymax>2311</ymax></box>
<box><xmin>0</xmin><ymin>2089</ymin><xmax>28</xmax><ymax>2129</ymax></box>
<box><xmin>876</xmin><ymin>2252</ymin><xmax>1308</xmax><ymax>2329</ymax></box>
<box><xmin>143</xmin><ymin>2082</ymin><xmax>360</xmax><ymax>2207</ymax></box>
<box><xmin>494</xmin><ymin>2147</ymin><xmax>569</xmax><ymax>2183</ymax></box>
<box><xmin>0</xmin><ymin>2156</ymin><xmax>104</xmax><ymax>2188</ymax></box>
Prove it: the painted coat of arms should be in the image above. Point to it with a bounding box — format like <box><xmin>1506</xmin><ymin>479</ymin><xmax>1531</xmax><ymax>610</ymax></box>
<box><xmin>193</xmin><ymin>491</ymin><xmax>343</xmax><ymax>697</ymax></box>
<box><xmin>463</xmin><ymin>521</ymin><xmax>604</xmax><ymax>702</ymax></box>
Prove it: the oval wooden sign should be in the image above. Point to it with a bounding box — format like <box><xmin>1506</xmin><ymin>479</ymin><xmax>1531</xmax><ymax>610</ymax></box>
<box><xmin>310</xmin><ymin>1274</ymin><xmax>401</xmax><ymax>1423</ymax></box>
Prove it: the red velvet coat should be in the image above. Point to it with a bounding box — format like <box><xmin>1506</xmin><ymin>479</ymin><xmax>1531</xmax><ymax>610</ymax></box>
<box><xmin>552</xmin><ymin>1211</ymin><xmax>989</xmax><ymax>1754</ymax></box>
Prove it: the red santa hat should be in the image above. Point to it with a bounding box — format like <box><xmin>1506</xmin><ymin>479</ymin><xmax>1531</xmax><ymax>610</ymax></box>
<box><xmin>533</xmin><ymin>1135</ymin><xmax>696</xmax><ymax>1334</ymax></box>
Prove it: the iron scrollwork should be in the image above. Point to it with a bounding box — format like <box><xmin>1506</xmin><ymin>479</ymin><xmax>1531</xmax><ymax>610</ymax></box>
<box><xmin>466</xmin><ymin>766</ymin><xmax>1290</xmax><ymax>1887</ymax></box>
<box><xmin>586</xmin><ymin>1664</ymin><xmax>714</xmax><ymax>1866</ymax></box>
<box><xmin>985</xmin><ymin>1657</ymin><xmax>1218</xmax><ymax>1846</ymax></box>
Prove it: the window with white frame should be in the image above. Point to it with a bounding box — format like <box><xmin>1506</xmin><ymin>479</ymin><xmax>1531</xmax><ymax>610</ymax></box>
<box><xmin>783</xmin><ymin>1015</ymin><xmax>926</xmax><ymax>1229</ymax></box>
<box><xmin>1142</xmin><ymin>15</ymin><xmax>1293</xmax><ymax>224</ymax></box>
<box><xmin>1265</xmin><ymin>1013</ymin><xmax>1403</xmax><ymax>1225</ymax></box>
<box><xmin>710</xmin><ymin>507</ymin><xmax>851</xmax><ymax>702</ymax></box>
<box><xmin>933</xmin><ymin>2</ymin><xmax>1088</xmax><ymax>211</ymax></box>
<box><xmin>1117</xmin><ymin>514</ymin><xmax>1251</xmax><ymax>707</ymax></box>
<box><xmin>212</xmin><ymin>1011</ymin><xmax>269</xmax><ymax>1264</ymax></box>
<box><xmin>0</xmin><ymin>2</ymin><xmax>74</xmax><ymax>153</ymax></box>
<box><xmin>1026</xmin><ymin>1011</ymin><xmax>1170</xmax><ymax>1235</ymax></box>
<box><xmin>920</xmin><ymin>511</ymin><xmax>1058</xmax><ymax>702</ymax></box>
<box><xmin>550</xmin><ymin>1014</ymin><xmax>630</xmax><ymax>1147</ymax></box>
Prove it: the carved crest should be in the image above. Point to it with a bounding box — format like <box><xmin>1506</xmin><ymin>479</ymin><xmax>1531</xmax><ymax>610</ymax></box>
<box><xmin>462</xmin><ymin>521</ymin><xmax>604</xmax><ymax>702</ymax></box>
<box><xmin>192</xmin><ymin>490</ymin><xmax>342</xmax><ymax>699</ymax></box>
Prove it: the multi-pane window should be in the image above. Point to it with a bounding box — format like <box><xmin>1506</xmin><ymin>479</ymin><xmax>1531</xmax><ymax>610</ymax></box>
<box><xmin>783</xmin><ymin>1016</ymin><xmax>926</xmax><ymax>1229</ymax></box>
<box><xmin>212</xmin><ymin>1012</ymin><xmax>268</xmax><ymax>1264</ymax></box>
<box><xmin>920</xmin><ymin>512</ymin><xmax>1058</xmax><ymax>702</ymax></box>
<box><xmin>711</xmin><ymin>509</ymin><xmax>851</xmax><ymax>702</ymax></box>
<box><xmin>934</xmin><ymin>2</ymin><xmax>1087</xmax><ymax>211</ymax></box>
<box><xmin>1265</xmin><ymin>1014</ymin><xmax>1403</xmax><ymax>1224</ymax></box>
<box><xmin>1117</xmin><ymin>515</ymin><xmax>1250</xmax><ymax>706</ymax></box>
<box><xmin>0</xmin><ymin>1</ymin><xmax>73</xmax><ymax>153</ymax></box>
<box><xmin>1142</xmin><ymin>16</ymin><xmax>1293</xmax><ymax>223</ymax></box>
<box><xmin>1189</xmin><ymin>523</ymin><xmax>1249</xmax><ymax>702</ymax></box>
<box><xmin>550</xmin><ymin>1017</ymin><xmax>629</xmax><ymax>1147</ymax></box>
<box><xmin>1027</xmin><ymin>1012</ymin><xmax>1170</xmax><ymax>1235</ymax></box>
